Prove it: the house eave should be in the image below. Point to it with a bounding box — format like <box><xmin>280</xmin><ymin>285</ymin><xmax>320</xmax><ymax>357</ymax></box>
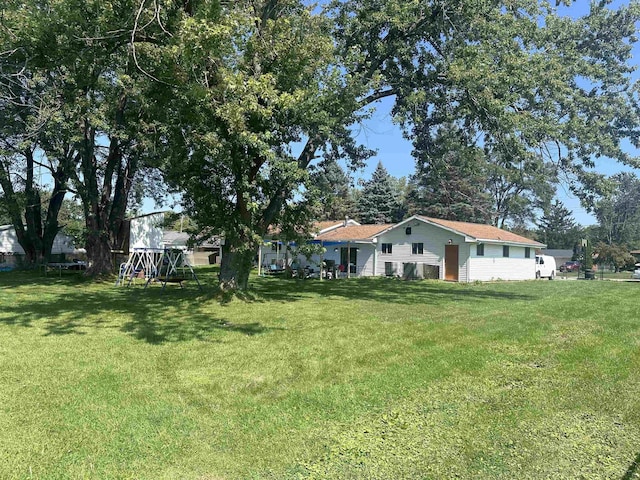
<box><xmin>475</xmin><ymin>237</ymin><xmax>546</xmax><ymax>248</ymax></box>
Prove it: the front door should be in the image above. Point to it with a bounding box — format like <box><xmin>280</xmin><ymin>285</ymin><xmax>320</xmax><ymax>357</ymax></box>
<box><xmin>445</xmin><ymin>245</ymin><xmax>459</xmax><ymax>281</ymax></box>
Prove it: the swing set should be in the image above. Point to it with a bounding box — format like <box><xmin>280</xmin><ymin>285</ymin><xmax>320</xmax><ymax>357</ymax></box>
<box><xmin>116</xmin><ymin>248</ymin><xmax>202</xmax><ymax>291</ymax></box>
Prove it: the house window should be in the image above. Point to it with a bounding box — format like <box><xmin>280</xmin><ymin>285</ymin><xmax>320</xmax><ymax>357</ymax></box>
<box><xmin>412</xmin><ymin>243</ymin><xmax>424</xmax><ymax>255</ymax></box>
<box><xmin>476</xmin><ymin>244</ymin><xmax>484</xmax><ymax>256</ymax></box>
<box><xmin>525</xmin><ymin>247</ymin><xmax>531</xmax><ymax>258</ymax></box>
<box><xmin>381</xmin><ymin>243</ymin><xmax>392</xmax><ymax>254</ymax></box>
<box><xmin>271</xmin><ymin>242</ymin><xmax>280</xmax><ymax>252</ymax></box>
<box><xmin>503</xmin><ymin>245</ymin><xmax>510</xmax><ymax>257</ymax></box>
<box><xmin>405</xmin><ymin>227</ymin><xmax>412</xmax><ymax>235</ymax></box>
<box><xmin>385</xmin><ymin>262</ymin><xmax>396</xmax><ymax>276</ymax></box>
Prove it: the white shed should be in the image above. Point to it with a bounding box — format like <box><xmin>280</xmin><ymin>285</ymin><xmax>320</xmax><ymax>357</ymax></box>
<box><xmin>128</xmin><ymin>212</ymin><xmax>165</xmax><ymax>250</ymax></box>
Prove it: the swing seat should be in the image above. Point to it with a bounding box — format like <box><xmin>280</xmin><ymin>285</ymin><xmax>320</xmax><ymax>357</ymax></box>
<box><xmin>160</xmin><ymin>277</ymin><xmax>185</xmax><ymax>283</ymax></box>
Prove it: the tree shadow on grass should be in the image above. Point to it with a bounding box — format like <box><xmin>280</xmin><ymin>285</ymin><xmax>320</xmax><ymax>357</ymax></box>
<box><xmin>0</xmin><ymin>269</ymin><xmax>535</xmax><ymax>343</ymax></box>
<box><xmin>0</xmin><ymin>274</ymin><xmax>274</xmax><ymax>344</ymax></box>
<box><xmin>251</xmin><ymin>275</ymin><xmax>537</xmax><ymax>306</ymax></box>
<box><xmin>120</xmin><ymin>315</ymin><xmax>270</xmax><ymax>344</ymax></box>
<box><xmin>621</xmin><ymin>452</ymin><xmax>640</xmax><ymax>480</ymax></box>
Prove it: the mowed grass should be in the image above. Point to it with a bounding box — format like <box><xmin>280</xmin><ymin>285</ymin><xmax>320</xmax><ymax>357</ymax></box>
<box><xmin>1</xmin><ymin>269</ymin><xmax>640</xmax><ymax>479</ymax></box>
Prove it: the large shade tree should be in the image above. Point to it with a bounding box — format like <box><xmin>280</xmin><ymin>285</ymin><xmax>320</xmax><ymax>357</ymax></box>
<box><xmin>150</xmin><ymin>0</ymin><xmax>640</xmax><ymax>290</ymax></box>
<box><xmin>155</xmin><ymin>0</ymin><xmax>374</xmax><ymax>289</ymax></box>
<box><xmin>401</xmin><ymin>1</ymin><xmax>640</xmax><ymax>230</ymax></box>
<box><xmin>0</xmin><ymin>2</ymin><xmax>75</xmax><ymax>265</ymax></box>
<box><xmin>0</xmin><ymin>0</ymin><xmax>169</xmax><ymax>274</ymax></box>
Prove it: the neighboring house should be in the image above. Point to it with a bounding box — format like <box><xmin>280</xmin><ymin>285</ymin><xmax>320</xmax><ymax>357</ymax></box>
<box><xmin>267</xmin><ymin>215</ymin><xmax>546</xmax><ymax>282</ymax></box>
<box><xmin>541</xmin><ymin>249</ymin><xmax>574</xmax><ymax>267</ymax></box>
<box><xmin>0</xmin><ymin>224</ymin><xmax>76</xmax><ymax>268</ymax></box>
<box><xmin>163</xmin><ymin>230</ymin><xmax>222</xmax><ymax>265</ymax></box>
<box><xmin>631</xmin><ymin>250</ymin><xmax>640</xmax><ymax>264</ymax></box>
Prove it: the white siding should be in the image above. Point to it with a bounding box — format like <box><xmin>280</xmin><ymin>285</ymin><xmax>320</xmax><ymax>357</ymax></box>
<box><xmin>468</xmin><ymin>243</ymin><xmax>536</xmax><ymax>281</ymax></box>
<box><xmin>51</xmin><ymin>234</ymin><xmax>75</xmax><ymax>254</ymax></box>
<box><xmin>261</xmin><ymin>243</ymin><xmax>289</xmax><ymax>267</ymax></box>
<box><xmin>0</xmin><ymin>227</ymin><xmax>21</xmax><ymax>253</ymax></box>
<box><xmin>130</xmin><ymin>213</ymin><xmax>165</xmax><ymax>249</ymax></box>
<box><xmin>307</xmin><ymin>243</ymin><xmax>375</xmax><ymax>276</ymax></box>
<box><xmin>0</xmin><ymin>226</ymin><xmax>74</xmax><ymax>255</ymax></box>
<box><xmin>376</xmin><ymin>222</ymin><xmax>467</xmax><ymax>280</ymax></box>
<box><xmin>459</xmin><ymin>243</ymin><xmax>470</xmax><ymax>283</ymax></box>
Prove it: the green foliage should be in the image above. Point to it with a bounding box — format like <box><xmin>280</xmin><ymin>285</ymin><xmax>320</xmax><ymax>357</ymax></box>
<box><xmin>357</xmin><ymin>162</ymin><xmax>401</xmax><ymax>224</ymax></box>
<box><xmin>156</xmin><ymin>0</ymin><xmax>350</xmax><ymax>288</ymax></box>
<box><xmin>1</xmin><ymin>0</ymin><xmax>173</xmax><ymax>272</ymax></box>
<box><xmin>365</xmin><ymin>0</ymin><xmax>640</xmax><ymax>228</ymax></box>
<box><xmin>593</xmin><ymin>242</ymin><xmax>635</xmax><ymax>272</ymax></box>
<box><xmin>307</xmin><ymin>159</ymin><xmax>357</xmax><ymax>221</ymax></box>
<box><xmin>161</xmin><ymin>211</ymin><xmax>197</xmax><ymax>234</ymax></box>
<box><xmin>537</xmin><ymin>199</ymin><xmax>582</xmax><ymax>249</ymax></box>
<box><xmin>590</xmin><ymin>173</ymin><xmax>640</xmax><ymax>246</ymax></box>
<box><xmin>407</xmin><ymin>124</ymin><xmax>493</xmax><ymax>223</ymax></box>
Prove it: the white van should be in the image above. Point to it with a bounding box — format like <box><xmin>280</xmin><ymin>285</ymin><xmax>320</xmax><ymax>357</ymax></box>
<box><xmin>535</xmin><ymin>255</ymin><xmax>556</xmax><ymax>280</ymax></box>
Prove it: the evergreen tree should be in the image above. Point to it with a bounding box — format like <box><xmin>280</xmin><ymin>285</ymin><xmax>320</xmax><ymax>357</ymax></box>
<box><xmin>357</xmin><ymin>162</ymin><xmax>400</xmax><ymax>224</ymax></box>
<box><xmin>389</xmin><ymin>176</ymin><xmax>410</xmax><ymax>223</ymax></box>
<box><xmin>407</xmin><ymin>125</ymin><xmax>492</xmax><ymax>223</ymax></box>
<box><xmin>308</xmin><ymin>159</ymin><xmax>356</xmax><ymax>221</ymax></box>
<box><xmin>537</xmin><ymin>200</ymin><xmax>580</xmax><ymax>249</ymax></box>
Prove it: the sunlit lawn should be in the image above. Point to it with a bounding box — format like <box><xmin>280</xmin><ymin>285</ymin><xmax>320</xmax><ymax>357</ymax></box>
<box><xmin>1</xmin><ymin>268</ymin><xmax>639</xmax><ymax>479</ymax></box>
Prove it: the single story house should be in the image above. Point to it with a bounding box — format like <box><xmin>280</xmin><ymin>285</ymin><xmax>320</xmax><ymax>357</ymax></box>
<box><xmin>163</xmin><ymin>230</ymin><xmax>222</xmax><ymax>265</ymax></box>
<box><xmin>264</xmin><ymin>215</ymin><xmax>546</xmax><ymax>282</ymax></box>
<box><xmin>0</xmin><ymin>224</ymin><xmax>77</xmax><ymax>268</ymax></box>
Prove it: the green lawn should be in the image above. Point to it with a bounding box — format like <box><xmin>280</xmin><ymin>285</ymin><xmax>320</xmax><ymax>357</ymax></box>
<box><xmin>1</xmin><ymin>269</ymin><xmax>639</xmax><ymax>479</ymax></box>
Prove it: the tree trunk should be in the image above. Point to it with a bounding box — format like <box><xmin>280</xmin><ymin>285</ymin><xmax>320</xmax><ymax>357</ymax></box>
<box><xmin>85</xmin><ymin>228</ymin><xmax>113</xmax><ymax>276</ymax></box>
<box><xmin>218</xmin><ymin>243</ymin><xmax>255</xmax><ymax>291</ymax></box>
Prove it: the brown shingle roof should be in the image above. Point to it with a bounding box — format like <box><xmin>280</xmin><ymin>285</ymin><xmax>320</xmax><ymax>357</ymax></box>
<box><xmin>315</xmin><ymin>224</ymin><xmax>392</xmax><ymax>242</ymax></box>
<box><xmin>313</xmin><ymin>220</ymin><xmax>348</xmax><ymax>234</ymax></box>
<box><xmin>267</xmin><ymin>219</ymin><xmax>359</xmax><ymax>237</ymax></box>
<box><xmin>418</xmin><ymin>216</ymin><xmax>544</xmax><ymax>246</ymax></box>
